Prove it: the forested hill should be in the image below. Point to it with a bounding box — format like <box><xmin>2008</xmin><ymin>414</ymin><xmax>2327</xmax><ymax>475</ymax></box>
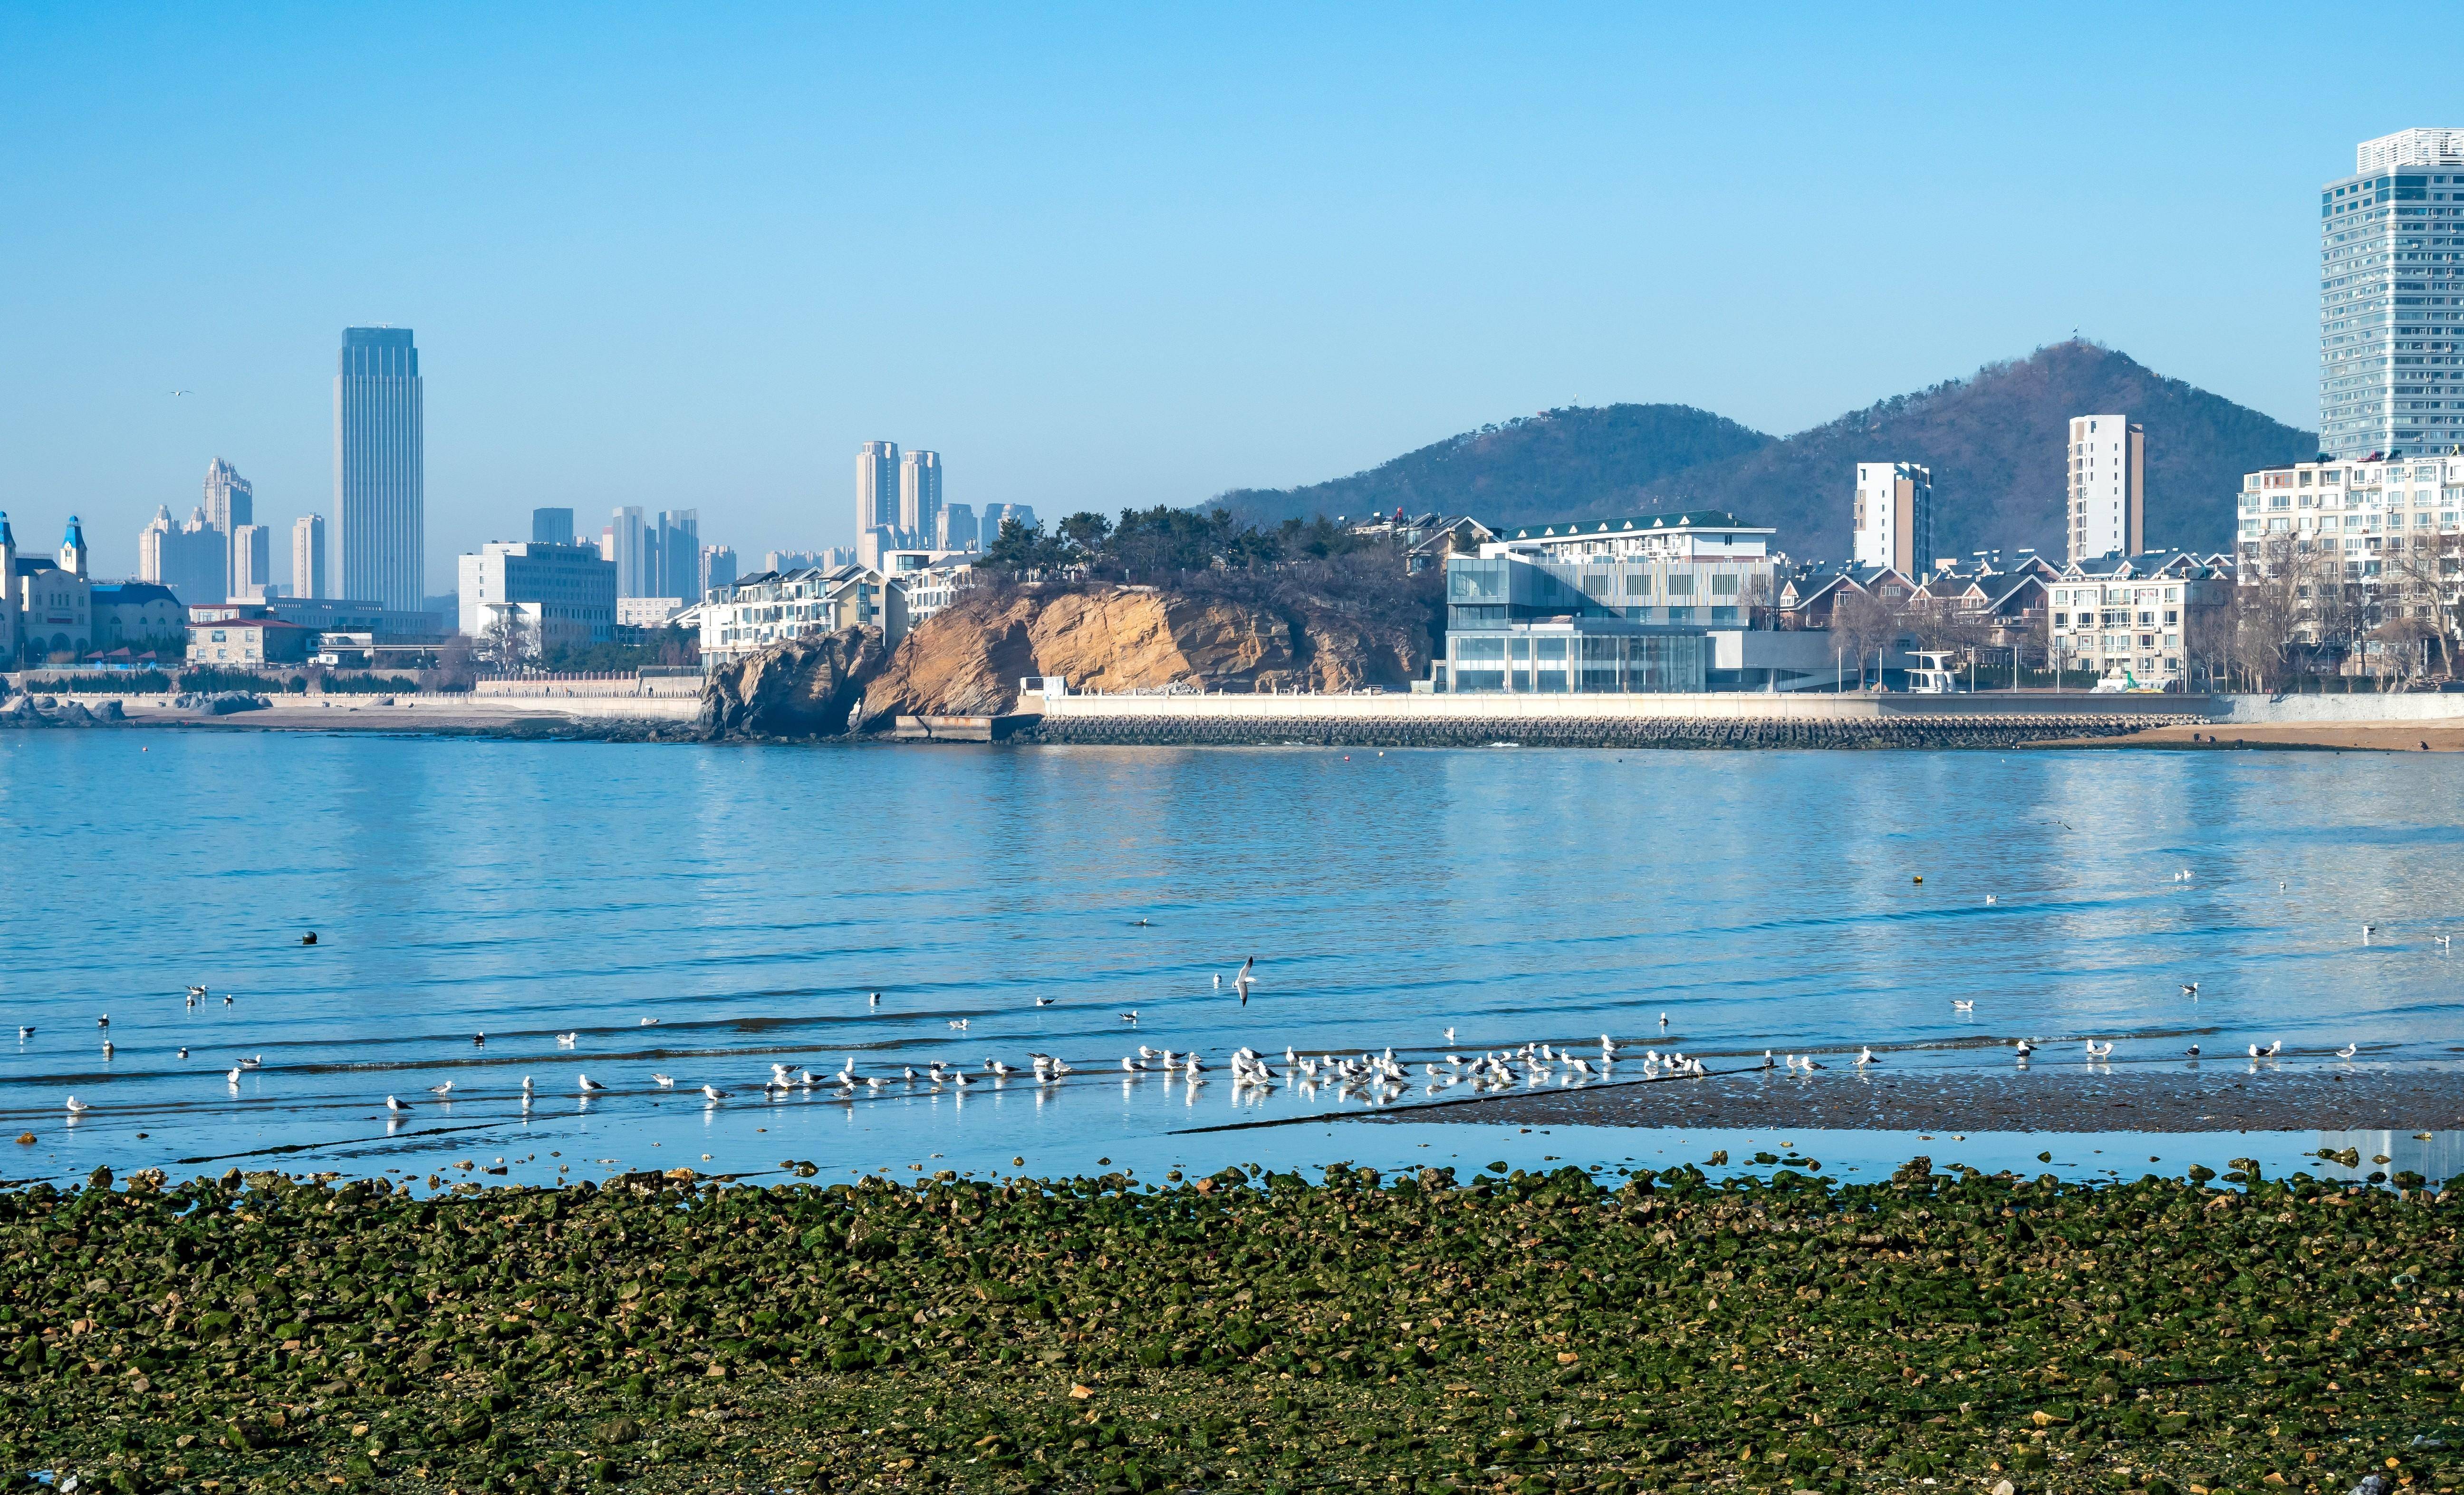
<box><xmin>1209</xmin><ymin>342</ymin><xmax>2318</xmax><ymax>559</ymax></box>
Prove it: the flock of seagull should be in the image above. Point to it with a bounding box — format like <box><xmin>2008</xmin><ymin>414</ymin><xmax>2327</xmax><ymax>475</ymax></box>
<box><xmin>25</xmin><ymin>941</ymin><xmax>2400</xmax><ymax>1121</ymax></box>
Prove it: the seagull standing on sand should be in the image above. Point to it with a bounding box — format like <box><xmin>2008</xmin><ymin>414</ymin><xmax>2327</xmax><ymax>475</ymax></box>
<box><xmin>66</xmin><ymin>1096</ymin><xmax>88</xmax><ymax>1114</ymax></box>
<box><xmin>2336</xmin><ymin>1042</ymin><xmax>2359</xmax><ymax>1060</ymax></box>
<box><xmin>225</xmin><ymin>1064</ymin><xmax>242</xmax><ymax>1085</ymax></box>
<box><xmin>385</xmin><ymin>1095</ymin><xmax>411</xmax><ymax>1113</ymax></box>
<box><xmin>428</xmin><ymin>1080</ymin><xmax>453</xmax><ymax>1096</ymax></box>
<box><xmin>703</xmin><ymin>1084</ymin><xmax>728</xmax><ymax>1101</ymax></box>
<box><xmin>578</xmin><ymin>1073</ymin><xmax>606</xmax><ymax>1092</ymax></box>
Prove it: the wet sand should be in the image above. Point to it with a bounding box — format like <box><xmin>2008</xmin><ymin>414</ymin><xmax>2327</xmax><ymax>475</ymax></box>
<box><xmin>2040</xmin><ymin>722</ymin><xmax>2464</xmax><ymax>752</ymax></box>
<box><xmin>1357</xmin><ymin>1063</ymin><xmax>2464</xmax><ymax>1133</ymax></box>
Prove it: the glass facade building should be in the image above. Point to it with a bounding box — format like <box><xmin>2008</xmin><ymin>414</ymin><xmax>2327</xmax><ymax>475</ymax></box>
<box><xmin>334</xmin><ymin>327</ymin><xmax>424</xmax><ymax>612</ymax></box>
<box><xmin>1441</xmin><ymin>552</ymin><xmax>1773</xmax><ymax>693</ymax></box>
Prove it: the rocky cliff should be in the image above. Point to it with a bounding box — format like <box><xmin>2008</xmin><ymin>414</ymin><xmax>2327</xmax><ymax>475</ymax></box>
<box><xmin>700</xmin><ymin>627</ymin><xmax>891</xmax><ymax>739</ymax></box>
<box><xmin>855</xmin><ymin>582</ymin><xmax>1433</xmax><ymax>726</ymax></box>
<box><xmin>699</xmin><ymin>582</ymin><xmax>1435</xmax><ymax>739</ymax></box>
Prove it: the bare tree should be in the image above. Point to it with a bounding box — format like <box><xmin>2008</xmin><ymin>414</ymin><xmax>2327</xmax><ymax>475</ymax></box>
<box><xmin>475</xmin><ymin>607</ymin><xmax>536</xmax><ymax>672</ymax></box>
<box><xmin>1829</xmin><ymin>588</ymin><xmax>1903</xmax><ymax>688</ymax></box>
<box><xmin>2380</xmin><ymin>532</ymin><xmax>2459</xmax><ymax>680</ymax></box>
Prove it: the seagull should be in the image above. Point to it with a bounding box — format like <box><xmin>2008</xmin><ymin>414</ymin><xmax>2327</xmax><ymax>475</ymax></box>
<box><xmin>1984</xmin><ymin>895</ymin><xmax>1997</xmax><ymax>905</ymax></box>
<box><xmin>556</xmin><ymin>1032</ymin><xmax>578</xmax><ymax>1047</ymax></box>
<box><xmin>2185</xmin><ymin>1044</ymin><xmax>2201</xmax><ymax>1057</ymax></box>
<box><xmin>2013</xmin><ymin>1040</ymin><xmax>2034</xmax><ymax>1058</ymax></box>
<box><xmin>869</xmin><ymin>992</ymin><xmax>881</xmax><ymax>1006</ymax></box>
<box><xmin>473</xmin><ymin>1032</ymin><xmax>486</xmax><ymax>1046</ymax></box>
<box><xmin>427</xmin><ymin>1081</ymin><xmax>453</xmax><ymax>1096</ymax></box>
<box><xmin>222</xmin><ymin>994</ymin><xmax>232</xmax><ymax>1005</ymax></box>
<box><xmin>2085</xmin><ymin>1040</ymin><xmax>2114</xmax><ymax>1060</ymax></box>
<box><xmin>638</xmin><ymin>1017</ymin><xmax>659</xmax><ymax>1026</ymax></box>
<box><xmin>1120</xmin><ymin>1011</ymin><xmax>1138</xmax><ymax>1022</ymax></box>
<box><xmin>186</xmin><ymin>986</ymin><xmax>207</xmax><ymax>1000</ymax></box>
<box><xmin>101</xmin><ymin>1040</ymin><xmax>114</xmax><ymax>1058</ymax></box>
<box><xmin>1952</xmin><ymin>1000</ymin><xmax>1975</xmax><ymax>1012</ymax></box>
<box><xmin>1444</xmin><ymin>1027</ymin><xmax>1457</xmax><ymax>1044</ymax></box>
<box><xmin>1856</xmin><ymin>1046</ymin><xmax>1879</xmax><ymax>1066</ymax></box>
<box><xmin>2363</xmin><ymin>924</ymin><xmax>2377</xmax><ymax>940</ymax></box>
<box><xmin>1122</xmin><ymin>1056</ymin><xmax>1141</xmax><ymax>1072</ymax></box>
<box><xmin>385</xmin><ymin>1095</ymin><xmax>411</xmax><ymax>1113</ymax></box>
<box><xmin>652</xmin><ymin>1073</ymin><xmax>674</xmax><ymax>1087</ymax></box>
<box><xmin>225</xmin><ymin>1065</ymin><xmax>241</xmax><ymax>1084</ymax></box>
<box><xmin>702</xmin><ymin>1084</ymin><xmax>728</xmax><ymax>1101</ymax></box>
<box><xmin>579</xmin><ymin>1073</ymin><xmax>606</xmax><ymax>1092</ymax></box>
<box><xmin>2182</xmin><ymin>983</ymin><xmax>2200</xmax><ymax>997</ymax></box>
<box><xmin>65</xmin><ymin>1096</ymin><xmax>88</xmax><ymax>1114</ymax></box>
<box><xmin>521</xmin><ymin>1075</ymin><xmax>534</xmax><ymax>1095</ymax></box>
<box><xmin>1234</xmin><ymin>956</ymin><xmax>1254</xmax><ymax>1006</ymax></box>
<box><xmin>2264</xmin><ymin>1039</ymin><xmax>2282</xmax><ymax>1056</ymax></box>
<box><xmin>238</xmin><ymin>1055</ymin><xmax>261</xmax><ymax>1069</ymax></box>
<box><xmin>1659</xmin><ymin>1013</ymin><xmax>1670</xmax><ymax>1028</ymax></box>
<box><xmin>97</xmin><ymin>1015</ymin><xmax>109</xmax><ymax>1029</ymax></box>
<box><xmin>16</xmin><ymin>1027</ymin><xmax>30</xmax><ymax>1039</ymax></box>
<box><xmin>176</xmin><ymin>1046</ymin><xmax>188</xmax><ymax>1059</ymax></box>
<box><xmin>2336</xmin><ymin>1042</ymin><xmax>2358</xmax><ymax>1060</ymax></box>
<box><xmin>1035</xmin><ymin>996</ymin><xmax>1056</xmax><ymax>1007</ymax></box>
<box><xmin>168</xmin><ymin>389</ymin><xmax>189</xmax><ymax>396</ymax></box>
<box><xmin>1761</xmin><ymin>1050</ymin><xmax>1775</xmax><ymax>1070</ymax></box>
<box><xmin>2440</xmin><ymin>936</ymin><xmax>2454</xmax><ymax>950</ymax></box>
<box><xmin>949</xmin><ymin>1019</ymin><xmax>969</xmax><ymax>1031</ymax></box>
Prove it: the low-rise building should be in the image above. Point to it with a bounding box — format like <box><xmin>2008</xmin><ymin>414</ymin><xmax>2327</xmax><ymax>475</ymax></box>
<box><xmin>186</xmin><ymin>615</ymin><xmax>318</xmax><ymax>666</ymax></box>
<box><xmin>2046</xmin><ymin>551</ymin><xmax>2232</xmax><ymax>686</ymax></box>
<box><xmin>8</xmin><ymin>517</ymin><xmax>94</xmax><ymax>664</ymax></box>
<box><xmin>616</xmin><ymin>596</ymin><xmax>686</xmax><ymax>628</ymax></box>
<box><xmin>90</xmin><ymin>582</ymin><xmax>189</xmax><ymax>654</ymax></box>
<box><xmin>698</xmin><ymin>564</ymin><xmax>894</xmax><ymax>666</ymax></box>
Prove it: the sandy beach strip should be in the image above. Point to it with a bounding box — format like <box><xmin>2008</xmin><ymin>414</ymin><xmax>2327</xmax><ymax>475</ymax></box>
<box><xmin>2034</xmin><ymin>721</ymin><xmax>2464</xmax><ymax>752</ymax></box>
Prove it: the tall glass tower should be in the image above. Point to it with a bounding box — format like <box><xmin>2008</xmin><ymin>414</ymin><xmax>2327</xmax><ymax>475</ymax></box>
<box><xmin>334</xmin><ymin>327</ymin><xmax>424</xmax><ymax>610</ymax></box>
<box><xmin>2320</xmin><ymin>129</ymin><xmax>2464</xmax><ymax>460</ymax></box>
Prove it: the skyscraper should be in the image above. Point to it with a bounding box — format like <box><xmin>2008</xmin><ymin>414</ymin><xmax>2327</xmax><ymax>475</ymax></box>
<box><xmin>231</xmin><ymin>523</ymin><xmax>272</xmax><ymax>599</ymax></box>
<box><xmin>334</xmin><ymin>326</ymin><xmax>424</xmax><ymax>611</ymax></box>
<box><xmin>292</xmin><ymin>514</ymin><xmax>328</xmax><ymax>599</ymax></box>
<box><xmin>603</xmin><ymin>506</ymin><xmax>648</xmax><ymax>597</ymax></box>
<box><xmin>2320</xmin><ymin>129</ymin><xmax>2464</xmax><ymax>459</ymax></box>
<box><xmin>532</xmin><ymin>508</ymin><xmax>575</xmax><ymax>546</ymax></box>
<box><xmin>899</xmin><ymin>449</ymin><xmax>943</xmax><ymax>539</ymax></box>
<box><xmin>200</xmin><ymin>457</ymin><xmax>253</xmax><ymax>598</ymax></box>
<box><xmin>699</xmin><ymin>544</ymin><xmax>738</xmax><ymax>598</ymax></box>
<box><xmin>654</xmin><ymin>509</ymin><xmax>700</xmax><ymax>598</ymax></box>
<box><xmin>856</xmin><ymin>441</ymin><xmax>899</xmax><ymax>533</ymax></box>
<box><xmin>2066</xmin><ymin>415</ymin><xmax>2145</xmax><ymax>563</ymax></box>
<box><xmin>138</xmin><ymin>505</ymin><xmax>226</xmax><ymax>606</ymax></box>
<box><xmin>1850</xmin><ymin>463</ymin><xmax>1931</xmax><ymax>574</ymax></box>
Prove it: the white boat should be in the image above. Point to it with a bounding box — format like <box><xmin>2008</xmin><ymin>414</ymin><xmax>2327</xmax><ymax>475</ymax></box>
<box><xmin>1903</xmin><ymin>650</ymin><xmax>1967</xmax><ymax>694</ymax></box>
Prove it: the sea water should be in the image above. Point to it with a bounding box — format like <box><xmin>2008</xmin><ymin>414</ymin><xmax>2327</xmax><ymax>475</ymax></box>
<box><xmin>2</xmin><ymin>730</ymin><xmax>2460</xmax><ymax>1190</ymax></box>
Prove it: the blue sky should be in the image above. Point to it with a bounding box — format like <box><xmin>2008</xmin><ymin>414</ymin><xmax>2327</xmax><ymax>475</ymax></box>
<box><xmin>4</xmin><ymin>3</ymin><xmax>2457</xmax><ymax>586</ymax></box>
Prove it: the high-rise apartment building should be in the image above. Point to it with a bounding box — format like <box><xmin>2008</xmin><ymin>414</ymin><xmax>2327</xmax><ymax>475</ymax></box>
<box><xmin>899</xmin><ymin>450</ymin><xmax>943</xmax><ymax>538</ymax></box>
<box><xmin>1850</xmin><ymin>463</ymin><xmax>1931</xmax><ymax>574</ymax></box>
<box><xmin>202</xmin><ymin>457</ymin><xmax>252</xmax><ymax>534</ymax></box>
<box><xmin>231</xmin><ymin>523</ymin><xmax>273</xmax><ymax>599</ymax></box>
<box><xmin>2320</xmin><ymin>129</ymin><xmax>2464</xmax><ymax>460</ymax></box>
<box><xmin>334</xmin><ymin>327</ymin><xmax>424</xmax><ymax>611</ymax></box>
<box><xmin>936</xmin><ymin>501</ymin><xmax>979</xmax><ymax>552</ymax></box>
<box><xmin>2066</xmin><ymin>415</ymin><xmax>2145</xmax><ymax>563</ymax></box>
<box><xmin>292</xmin><ymin>515</ymin><xmax>327</xmax><ymax>599</ymax></box>
<box><xmin>138</xmin><ymin>505</ymin><xmax>226</xmax><ymax>606</ymax></box>
<box><xmin>981</xmin><ymin>502</ymin><xmax>1039</xmax><ymax>539</ymax></box>
<box><xmin>532</xmin><ymin>508</ymin><xmax>575</xmax><ymax>547</ymax></box>
<box><xmin>857</xmin><ymin>441</ymin><xmax>899</xmax><ymax>535</ymax></box>
<box><xmin>699</xmin><ymin>544</ymin><xmax>737</xmax><ymax>598</ymax></box>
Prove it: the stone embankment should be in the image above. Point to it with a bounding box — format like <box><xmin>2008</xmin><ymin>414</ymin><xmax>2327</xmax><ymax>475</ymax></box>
<box><xmin>1027</xmin><ymin>711</ymin><xmax>2192</xmax><ymax>749</ymax></box>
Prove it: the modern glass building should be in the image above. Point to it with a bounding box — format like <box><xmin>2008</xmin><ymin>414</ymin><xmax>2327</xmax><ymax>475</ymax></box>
<box><xmin>334</xmin><ymin>327</ymin><xmax>424</xmax><ymax>611</ymax></box>
<box><xmin>1436</xmin><ymin>510</ymin><xmax>1824</xmax><ymax>692</ymax></box>
<box><xmin>2320</xmin><ymin>129</ymin><xmax>2464</xmax><ymax>460</ymax></box>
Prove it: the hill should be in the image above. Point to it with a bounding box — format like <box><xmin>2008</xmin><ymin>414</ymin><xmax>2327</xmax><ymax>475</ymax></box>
<box><xmin>1211</xmin><ymin>404</ymin><xmax>1772</xmax><ymax>530</ymax></box>
<box><xmin>1209</xmin><ymin>342</ymin><xmax>2317</xmax><ymax>560</ymax></box>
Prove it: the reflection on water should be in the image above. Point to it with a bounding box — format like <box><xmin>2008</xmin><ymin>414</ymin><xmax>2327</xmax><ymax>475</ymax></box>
<box><xmin>4</xmin><ymin>732</ymin><xmax>2463</xmax><ymax>1186</ymax></box>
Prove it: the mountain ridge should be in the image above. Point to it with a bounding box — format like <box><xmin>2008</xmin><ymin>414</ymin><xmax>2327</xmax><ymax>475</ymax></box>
<box><xmin>1211</xmin><ymin>341</ymin><xmax>2317</xmax><ymax>560</ymax></box>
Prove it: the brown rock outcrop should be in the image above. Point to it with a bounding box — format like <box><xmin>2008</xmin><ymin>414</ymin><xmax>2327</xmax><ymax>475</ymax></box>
<box><xmin>702</xmin><ymin>627</ymin><xmax>890</xmax><ymax>739</ymax></box>
<box><xmin>855</xmin><ymin>581</ymin><xmax>1434</xmax><ymax>726</ymax></box>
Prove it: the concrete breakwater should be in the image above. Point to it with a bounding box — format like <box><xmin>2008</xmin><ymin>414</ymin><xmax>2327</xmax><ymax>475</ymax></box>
<box><xmin>1027</xmin><ymin>710</ymin><xmax>2193</xmax><ymax>748</ymax></box>
<box><xmin>1021</xmin><ymin>688</ymin><xmax>2203</xmax><ymax>748</ymax></box>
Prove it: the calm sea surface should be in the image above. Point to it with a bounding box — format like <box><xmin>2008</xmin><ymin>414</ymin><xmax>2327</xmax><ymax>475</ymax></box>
<box><xmin>3</xmin><ymin>731</ymin><xmax>2462</xmax><ymax>1191</ymax></box>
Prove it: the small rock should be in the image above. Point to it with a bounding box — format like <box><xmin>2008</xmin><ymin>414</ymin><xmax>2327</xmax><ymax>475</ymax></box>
<box><xmin>1068</xmin><ymin>1383</ymin><xmax>1095</xmax><ymax>1400</ymax></box>
<box><xmin>1994</xmin><ymin>1480</ymin><xmax>2016</xmax><ymax>1495</ymax></box>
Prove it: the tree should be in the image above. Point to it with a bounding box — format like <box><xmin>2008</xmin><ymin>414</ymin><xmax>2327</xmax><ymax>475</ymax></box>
<box><xmin>1829</xmin><ymin>588</ymin><xmax>1902</xmax><ymax>688</ymax></box>
<box><xmin>475</xmin><ymin>607</ymin><xmax>536</xmax><ymax>671</ymax></box>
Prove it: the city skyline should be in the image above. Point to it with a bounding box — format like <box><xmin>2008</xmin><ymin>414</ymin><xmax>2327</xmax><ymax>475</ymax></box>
<box><xmin>11</xmin><ymin>10</ymin><xmax>2464</xmax><ymax>584</ymax></box>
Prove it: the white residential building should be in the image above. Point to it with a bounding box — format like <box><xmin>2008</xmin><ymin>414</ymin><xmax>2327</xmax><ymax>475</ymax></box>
<box><xmin>2045</xmin><ymin>553</ymin><xmax>2232</xmax><ymax>687</ymax></box>
<box><xmin>2067</xmin><ymin>415</ymin><xmax>2145</xmax><ymax>563</ymax></box>
<box><xmin>616</xmin><ymin>597</ymin><xmax>685</xmax><ymax>628</ymax></box>
<box><xmin>231</xmin><ymin>523</ymin><xmax>273</xmax><ymax>600</ymax></box>
<box><xmin>699</xmin><ymin>564</ymin><xmax>897</xmax><ymax>666</ymax></box>
<box><xmin>2320</xmin><ymin>129</ymin><xmax>2464</xmax><ymax>459</ymax></box>
<box><xmin>2238</xmin><ymin>453</ymin><xmax>2464</xmax><ymax>586</ymax></box>
<box><xmin>899</xmin><ymin>449</ymin><xmax>943</xmax><ymax>538</ymax></box>
<box><xmin>1851</xmin><ymin>462</ymin><xmax>1932</xmax><ymax>574</ymax></box>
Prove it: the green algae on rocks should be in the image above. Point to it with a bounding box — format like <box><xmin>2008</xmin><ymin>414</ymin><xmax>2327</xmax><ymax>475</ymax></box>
<box><xmin>2</xmin><ymin>1156</ymin><xmax>2461</xmax><ymax>1494</ymax></box>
